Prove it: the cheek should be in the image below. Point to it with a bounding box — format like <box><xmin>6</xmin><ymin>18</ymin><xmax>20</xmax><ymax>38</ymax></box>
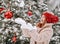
<box><xmin>40</xmin><ymin>18</ymin><xmax>45</xmax><ymax>23</ymax></box>
<box><xmin>43</xmin><ymin>18</ymin><xmax>46</xmax><ymax>22</ymax></box>
<box><xmin>41</xmin><ymin>15</ymin><xmax>44</xmax><ymax>20</ymax></box>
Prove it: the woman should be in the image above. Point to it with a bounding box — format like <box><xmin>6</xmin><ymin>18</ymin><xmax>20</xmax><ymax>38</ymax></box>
<box><xmin>22</xmin><ymin>11</ymin><xmax>59</xmax><ymax>44</ymax></box>
<box><xmin>15</xmin><ymin>11</ymin><xmax>59</xmax><ymax>44</ymax></box>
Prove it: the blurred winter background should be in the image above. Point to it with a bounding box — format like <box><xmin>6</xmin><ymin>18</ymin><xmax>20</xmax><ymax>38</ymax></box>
<box><xmin>0</xmin><ymin>0</ymin><xmax>60</xmax><ymax>44</ymax></box>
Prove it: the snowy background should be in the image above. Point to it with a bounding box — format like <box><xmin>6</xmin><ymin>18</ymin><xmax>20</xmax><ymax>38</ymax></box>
<box><xmin>0</xmin><ymin>0</ymin><xmax>60</xmax><ymax>44</ymax></box>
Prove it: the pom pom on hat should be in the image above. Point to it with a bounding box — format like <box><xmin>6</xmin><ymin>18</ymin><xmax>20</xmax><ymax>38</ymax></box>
<box><xmin>43</xmin><ymin>11</ymin><xmax>59</xmax><ymax>23</ymax></box>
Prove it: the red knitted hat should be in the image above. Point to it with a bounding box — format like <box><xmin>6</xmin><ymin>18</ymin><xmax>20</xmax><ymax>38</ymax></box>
<box><xmin>43</xmin><ymin>11</ymin><xmax>59</xmax><ymax>23</ymax></box>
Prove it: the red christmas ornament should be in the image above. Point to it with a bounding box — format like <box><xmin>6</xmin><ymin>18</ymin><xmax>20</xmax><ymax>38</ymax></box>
<box><xmin>0</xmin><ymin>8</ymin><xmax>4</xmax><ymax>13</ymax></box>
<box><xmin>27</xmin><ymin>10</ymin><xmax>33</xmax><ymax>16</ymax></box>
<box><xmin>12</xmin><ymin>36</ymin><xmax>17</xmax><ymax>43</ymax></box>
<box><xmin>43</xmin><ymin>11</ymin><xmax>59</xmax><ymax>23</ymax></box>
<box><xmin>4</xmin><ymin>11</ymin><xmax>13</xmax><ymax>19</ymax></box>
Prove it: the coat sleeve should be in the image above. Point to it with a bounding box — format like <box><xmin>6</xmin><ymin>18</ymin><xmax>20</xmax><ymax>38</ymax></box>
<box><xmin>36</xmin><ymin>29</ymin><xmax>53</xmax><ymax>42</ymax></box>
<box><xmin>22</xmin><ymin>28</ymin><xmax>31</xmax><ymax>38</ymax></box>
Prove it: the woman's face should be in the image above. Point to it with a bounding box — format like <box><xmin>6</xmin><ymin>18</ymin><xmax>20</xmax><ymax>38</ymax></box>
<box><xmin>40</xmin><ymin>15</ymin><xmax>46</xmax><ymax>23</ymax></box>
<box><xmin>36</xmin><ymin>15</ymin><xmax>46</xmax><ymax>29</ymax></box>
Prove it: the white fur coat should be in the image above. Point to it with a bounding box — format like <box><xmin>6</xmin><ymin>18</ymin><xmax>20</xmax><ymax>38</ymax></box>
<box><xmin>22</xmin><ymin>23</ymin><xmax>53</xmax><ymax>44</ymax></box>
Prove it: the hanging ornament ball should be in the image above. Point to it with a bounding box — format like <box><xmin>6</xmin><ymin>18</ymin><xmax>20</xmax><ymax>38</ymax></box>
<box><xmin>0</xmin><ymin>8</ymin><xmax>5</xmax><ymax>13</ymax></box>
<box><xmin>4</xmin><ymin>11</ymin><xmax>13</xmax><ymax>19</ymax></box>
<box><xmin>27</xmin><ymin>10</ymin><xmax>33</xmax><ymax>16</ymax></box>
